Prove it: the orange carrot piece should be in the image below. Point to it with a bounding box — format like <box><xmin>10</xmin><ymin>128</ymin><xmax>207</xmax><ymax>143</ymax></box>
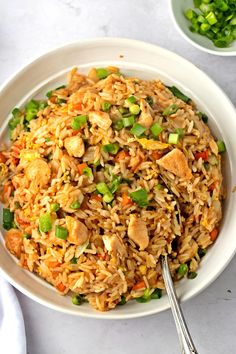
<box><xmin>121</xmin><ymin>193</ymin><xmax>133</xmax><ymax>209</ymax></box>
<box><xmin>48</xmin><ymin>261</ymin><xmax>62</xmax><ymax>268</ymax></box>
<box><xmin>132</xmin><ymin>281</ymin><xmax>146</xmax><ymax>291</ymax></box>
<box><xmin>210</xmin><ymin>228</ymin><xmax>219</xmax><ymax>242</ymax></box>
<box><xmin>56</xmin><ymin>283</ymin><xmax>66</xmax><ymax>292</ymax></box>
<box><xmin>91</xmin><ymin>194</ymin><xmax>102</xmax><ymax>201</ymax></box>
<box><xmin>209</xmin><ymin>181</ymin><xmax>217</xmax><ymax>191</ymax></box>
<box><xmin>0</xmin><ymin>152</ymin><xmax>6</xmax><ymax>163</ymax></box>
<box><xmin>72</xmin><ymin>102</ymin><xmax>83</xmax><ymax>111</ymax></box>
<box><xmin>151</xmin><ymin>151</ymin><xmax>163</xmax><ymax>161</ymax></box>
<box><xmin>115</xmin><ymin>150</ymin><xmax>130</xmax><ymax>162</ymax></box>
<box><xmin>77</xmin><ymin>162</ymin><xmax>88</xmax><ymax>175</ymax></box>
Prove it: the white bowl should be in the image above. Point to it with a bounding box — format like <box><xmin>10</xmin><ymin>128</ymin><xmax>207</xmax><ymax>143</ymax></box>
<box><xmin>169</xmin><ymin>0</ymin><xmax>236</xmax><ymax>56</ymax></box>
<box><xmin>0</xmin><ymin>38</ymin><xmax>236</xmax><ymax>319</ymax></box>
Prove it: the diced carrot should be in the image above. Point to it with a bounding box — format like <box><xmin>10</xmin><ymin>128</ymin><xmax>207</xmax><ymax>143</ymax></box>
<box><xmin>115</xmin><ymin>150</ymin><xmax>130</xmax><ymax>162</ymax></box>
<box><xmin>132</xmin><ymin>280</ymin><xmax>146</xmax><ymax>291</ymax></box>
<box><xmin>50</xmin><ymin>96</ymin><xmax>57</xmax><ymax>104</ymax></box>
<box><xmin>151</xmin><ymin>151</ymin><xmax>163</xmax><ymax>161</ymax></box>
<box><xmin>121</xmin><ymin>193</ymin><xmax>133</xmax><ymax>209</ymax></box>
<box><xmin>209</xmin><ymin>181</ymin><xmax>217</xmax><ymax>191</ymax></box>
<box><xmin>210</xmin><ymin>228</ymin><xmax>219</xmax><ymax>242</ymax></box>
<box><xmin>3</xmin><ymin>183</ymin><xmax>12</xmax><ymax>195</ymax></box>
<box><xmin>48</xmin><ymin>261</ymin><xmax>62</xmax><ymax>268</ymax></box>
<box><xmin>0</xmin><ymin>152</ymin><xmax>6</xmax><ymax>163</ymax></box>
<box><xmin>16</xmin><ymin>215</ymin><xmax>30</xmax><ymax>229</ymax></box>
<box><xmin>72</xmin><ymin>102</ymin><xmax>83</xmax><ymax>111</ymax></box>
<box><xmin>56</xmin><ymin>282</ymin><xmax>66</xmax><ymax>292</ymax></box>
<box><xmin>77</xmin><ymin>162</ymin><xmax>88</xmax><ymax>175</ymax></box>
<box><xmin>195</xmin><ymin>150</ymin><xmax>209</xmax><ymax>161</ymax></box>
<box><xmin>91</xmin><ymin>194</ymin><xmax>102</xmax><ymax>201</ymax></box>
<box><xmin>72</xmin><ymin>129</ymin><xmax>82</xmax><ymax>136</ymax></box>
<box><xmin>12</xmin><ymin>157</ymin><xmax>19</xmax><ymax>166</ymax></box>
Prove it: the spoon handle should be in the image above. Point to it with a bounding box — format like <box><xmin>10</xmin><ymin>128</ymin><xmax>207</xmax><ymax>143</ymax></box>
<box><xmin>161</xmin><ymin>255</ymin><xmax>198</xmax><ymax>354</ymax></box>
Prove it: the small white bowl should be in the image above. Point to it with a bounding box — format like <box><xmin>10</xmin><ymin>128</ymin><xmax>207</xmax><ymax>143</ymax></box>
<box><xmin>169</xmin><ymin>0</ymin><xmax>236</xmax><ymax>56</ymax></box>
<box><xmin>1</xmin><ymin>38</ymin><xmax>236</xmax><ymax>319</ymax></box>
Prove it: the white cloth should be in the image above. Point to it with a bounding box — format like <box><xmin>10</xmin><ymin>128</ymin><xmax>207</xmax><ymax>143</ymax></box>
<box><xmin>0</xmin><ymin>275</ymin><xmax>26</xmax><ymax>354</ymax></box>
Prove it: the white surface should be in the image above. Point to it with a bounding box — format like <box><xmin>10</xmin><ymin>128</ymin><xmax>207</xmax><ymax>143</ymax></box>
<box><xmin>1</xmin><ymin>38</ymin><xmax>236</xmax><ymax>321</ymax></box>
<box><xmin>0</xmin><ymin>0</ymin><xmax>236</xmax><ymax>353</ymax></box>
<box><xmin>0</xmin><ymin>276</ymin><xmax>26</xmax><ymax>354</ymax></box>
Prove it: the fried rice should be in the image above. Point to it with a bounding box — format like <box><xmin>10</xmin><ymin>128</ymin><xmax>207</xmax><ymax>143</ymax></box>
<box><xmin>0</xmin><ymin>66</ymin><xmax>224</xmax><ymax>311</ymax></box>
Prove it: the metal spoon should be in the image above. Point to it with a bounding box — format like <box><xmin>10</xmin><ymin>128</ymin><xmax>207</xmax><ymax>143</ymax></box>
<box><xmin>159</xmin><ymin>175</ymin><xmax>198</xmax><ymax>353</ymax></box>
<box><xmin>161</xmin><ymin>255</ymin><xmax>198</xmax><ymax>354</ymax></box>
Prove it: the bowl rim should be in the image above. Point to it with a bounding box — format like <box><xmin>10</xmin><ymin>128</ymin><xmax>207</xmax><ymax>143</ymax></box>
<box><xmin>0</xmin><ymin>37</ymin><xmax>236</xmax><ymax>319</ymax></box>
<box><xmin>168</xmin><ymin>0</ymin><xmax>236</xmax><ymax>57</ymax></box>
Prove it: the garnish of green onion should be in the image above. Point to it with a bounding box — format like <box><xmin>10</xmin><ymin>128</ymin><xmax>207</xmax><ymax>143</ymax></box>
<box><xmin>39</xmin><ymin>213</ymin><xmax>52</xmax><ymax>233</ymax></box>
<box><xmin>50</xmin><ymin>203</ymin><xmax>60</xmax><ymax>212</ymax></box>
<box><xmin>125</xmin><ymin>96</ymin><xmax>136</xmax><ymax>105</ymax></box>
<box><xmin>198</xmin><ymin>247</ymin><xmax>207</xmax><ymax>258</ymax></box>
<box><xmin>197</xmin><ymin>111</ymin><xmax>208</xmax><ymax>123</ymax></box>
<box><xmin>23</xmin><ymin>234</ymin><xmax>31</xmax><ymax>239</ymax></box>
<box><xmin>175</xmin><ymin>128</ymin><xmax>185</xmax><ymax>138</ymax></box>
<box><xmin>70</xmin><ymin>257</ymin><xmax>78</xmax><ymax>264</ymax></box>
<box><xmin>71</xmin><ymin>115</ymin><xmax>87</xmax><ymax>130</ymax></box>
<box><xmin>71</xmin><ymin>294</ymin><xmax>85</xmax><ymax>306</ymax></box>
<box><xmin>177</xmin><ymin>264</ymin><xmax>188</xmax><ymax>276</ymax></box>
<box><xmin>96</xmin><ymin>68</ymin><xmax>109</xmax><ymax>80</ymax></box>
<box><xmin>102</xmin><ymin>101</ymin><xmax>112</xmax><ymax>112</ymax></box>
<box><xmin>45</xmin><ymin>137</ymin><xmax>51</xmax><ymax>142</ymax></box>
<box><xmin>70</xmin><ymin>200</ymin><xmax>81</xmax><ymax>209</ymax></box>
<box><xmin>150</xmin><ymin>122</ymin><xmax>163</xmax><ymax>137</ymax></box>
<box><xmin>145</xmin><ymin>96</ymin><xmax>154</xmax><ymax>106</ymax></box>
<box><xmin>151</xmin><ymin>288</ymin><xmax>162</xmax><ymax>299</ymax></box>
<box><xmin>168</xmin><ymin>133</ymin><xmax>179</xmax><ymax>144</ymax></box>
<box><xmin>113</xmin><ymin>119</ymin><xmax>124</xmax><ymax>131</ymax></box>
<box><xmin>119</xmin><ymin>107</ymin><xmax>129</xmax><ymax>115</ymax></box>
<box><xmin>129</xmin><ymin>188</ymin><xmax>149</xmax><ymax>207</ymax></box>
<box><xmin>118</xmin><ymin>296</ymin><xmax>126</xmax><ymax>305</ymax></box>
<box><xmin>96</xmin><ymin>182</ymin><xmax>111</xmax><ymax>195</ymax></box>
<box><xmin>55</xmin><ymin>225</ymin><xmax>68</xmax><ymax>240</ymax></box>
<box><xmin>187</xmin><ymin>271</ymin><xmax>198</xmax><ymax>279</ymax></box>
<box><xmin>103</xmin><ymin>193</ymin><xmax>114</xmax><ymax>203</ymax></box>
<box><xmin>167</xmin><ymin>86</ymin><xmax>190</xmax><ymax>103</ymax></box>
<box><xmin>82</xmin><ymin>167</ymin><xmax>93</xmax><ymax>179</ymax></box>
<box><xmin>103</xmin><ymin>143</ymin><xmax>120</xmax><ymax>155</ymax></box>
<box><xmin>163</xmin><ymin>104</ymin><xmax>179</xmax><ymax>116</ymax></box>
<box><xmin>130</xmin><ymin>123</ymin><xmax>146</xmax><ymax>137</ymax></box>
<box><xmin>217</xmin><ymin>140</ymin><xmax>226</xmax><ymax>153</ymax></box>
<box><xmin>25</xmin><ymin>100</ymin><xmax>40</xmax><ymax>122</ymax></box>
<box><xmin>136</xmin><ymin>289</ymin><xmax>151</xmax><ymax>303</ymax></box>
<box><xmin>155</xmin><ymin>184</ymin><xmax>163</xmax><ymax>191</ymax></box>
<box><xmin>129</xmin><ymin>104</ymin><xmax>140</xmax><ymax>115</ymax></box>
<box><xmin>122</xmin><ymin>115</ymin><xmax>135</xmax><ymax>127</ymax></box>
<box><xmin>3</xmin><ymin>208</ymin><xmax>14</xmax><ymax>230</ymax></box>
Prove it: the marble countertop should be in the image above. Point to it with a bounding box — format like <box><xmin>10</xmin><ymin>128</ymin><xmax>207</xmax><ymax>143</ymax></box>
<box><xmin>0</xmin><ymin>1</ymin><xmax>236</xmax><ymax>353</ymax></box>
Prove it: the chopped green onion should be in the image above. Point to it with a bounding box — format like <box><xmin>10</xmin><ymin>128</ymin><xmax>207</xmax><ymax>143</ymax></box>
<box><xmin>163</xmin><ymin>104</ymin><xmax>179</xmax><ymax>116</ymax></box>
<box><xmin>197</xmin><ymin>111</ymin><xmax>208</xmax><ymax>123</ymax></box>
<box><xmin>71</xmin><ymin>115</ymin><xmax>87</xmax><ymax>130</ymax></box>
<box><xmin>56</xmin><ymin>85</ymin><xmax>66</xmax><ymax>90</ymax></box>
<box><xmin>45</xmin><ymin>137</ymin><xmax>51</xmax><ymax>142</ymax></box>
<box><xmin>129</xmin><ymin>188</ymin><xmax>149</xmax><ymax>207</ymax></box>
<box><xmin>204</xmin><ymin>162</ymin><xmax>210</xmax><ymax>171</ymax></box>
<box><xmin>129</xmin><ymin>104</ymin><xmax>140</xmax><ymax>115</ymax></box>
<box><xmin>94</xmin><ymin>159</ymin><xmax>101</xmax><ymax>167</ymax></box>
<box><xmin>70</xmin><ymin>200</ymin><xmax>81</xmax><ymax>209</ymax></box>
<box><xmin>46</xmin><ymin>90</ymin><xmax>53</xmax><ymax>98</ymax></box>
<box><xmin>122</xmin><ymin>115</ymin><xmax>135</xmax><ymax>127</ymax></box>
<box><xmin>103</xmin><ymin>143</ymin><xmax>120</xmax><ymax>155</ymax></box>
<box><xmin>178</xmin><ymin>264</ymin><xmax>188</xmax><ymax>276</ymax></box>
<box><xmin>102</xmin><ymin>101</ymin><xmax>112</xmax><ymax>112</ymax></box>
<box><xmin>13</xmin><ymin>202</ymin><xmax>20</xmax><ymax>210</ymax></box>
<box><xmin>136</xmin><ymin>289</ymin><xmax>151</xmax><ymax>303</ymax></box>
<box><xmin>125</xmin><ymin>96</ymin><xmax>136</xmax><ymax>105</ymax></box>
<box><xmin>103</xmin><ymin>193</ymin><xmax>114</xmax><ymax>203</ymax></box>
<box><xmin>70</xmin><ymin>257</ymin><xmax>78</xmax><ymax>264</ymax></box>
<box><xmin>151</xmin><ymin>288</ymin><xmax>162</xmax><ymax>299</ymax></box>
<box><xmin>39</xmin><ymin>213</ymin><xmax>52</xmax><ymax>233</ymax></box>
<box><xmin>23</xmin><ymin>233</ymin><xmax>31</xmax><ymax>239</ymax></box>
<box><xmin>145</xmin><ymin>96</ymin><xmax>154</xmax><ymax>106</ymax></box>
<box><xmin>155</xmin><ymin>183</ymin><xmax>163</xmax><ymax>191</ymax></box>
<box><xmin>25</xmin><ymin>100</ymin><xmax>40</xmax><ymax>122</ymax></box>
<box><xmin>168</xmin><ymin>133</ymin><xmax>179</xmax><ymax>144</ymax></box>
<box><xmin>217</xmin><ymin>140</ymin><xmax>226</xmax><ymax>153</ymax></box>
<box><xmin>187</xmin><ymin>271</ymin><xmax>198</xmax><ymax>279</ymax></box>
<box><xmin>185</xmin><ymin>8</ymin><xmax>195</xmax><ymax>20</ymax></box>
<box><xmin>96</xmin><ymin>182</ymin><xmax>110</xmax><ymax>195</ymax></box>
<box><xmin>175</xmin><ymin>128</ymin><xmax>185</xmax><ymax>138</ymax></box>
<box><xmin>50</xmin><ymin>203</ymin><xmax>60</xmax><ymax>212</ymax></box>
<box><xmin>57</xmin><ymin>98</ymin><xmax>67</xmax><ymax>105</ymax></box>
<box><xmin>150</xmin><ymin>122</ymin><xmax>163</xmax><ymax>137</ymax></box>
<box><xmin>198</xmin><ymin>247</ymin><xmax>207</xmax><ymax>258</ymax></box>
<box><xmin>8</xmin><ymin>108</ymin><xmax>21</xmax><ymax>132</ymax></box>
<box><xmin>130</xmin><ymin>123</ymin><xmax>146</xmax><ymax>137</ymax></box>
<box><xmin>55</xmin><ymin>225</ymin><xmax>68</xmax><ymax>240</ymax></box>
<box><xmin>167</xmin><ymin>86</ymin><xmax>190</xmax><ymax>103</ymax></box>
<box><xmin>206</xmin><ymin>11</ymin><xmax>218</xmax><ymax>25</ymax></box>
<box><xmin>113</xmin><ymin>119</ymin><xmax>124</xmax><ymax>131</ymax></box>
<box><xmin>118</xmin><ymin>296</ymin><xmax>126</xmax><ymax>305</ymax></box>
<box><xmin>82</xmin><ymin>167</ymin><xmax>93</xmax><ymax>179</ymax></box>
<box><xmin>71</xmin><ymin>294</ymin><xmax>84</xmax><ymax>305</ymax></box>
<box><xmin>119</xmin><ymin>107</ymin><xmax>129</xmax><ymax>115</ymax></box>
<box><xmin>96</xmin><ymin>68</ymin><xmax>109</xmax><ymax>80</ymax></box>
<box><xmin>3</xmin><ymin>208</ymin><xmax>14</xmax><ymax>230</ymax></box>
<box><xmin>110</xmin><ymin>176</ymin><xmax>122</xmax><ymax>193</ymax></box>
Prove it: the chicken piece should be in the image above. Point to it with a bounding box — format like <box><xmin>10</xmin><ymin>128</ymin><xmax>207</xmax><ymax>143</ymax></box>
<box><xmin>25</xmin><ymin>158</ymin><xmax>51</xmax><ymax>187</ymax></box>
<box><xmin>102</xmin><ymin>235</ymin><xmax>127</xmax><ymax>258</ymax></box>
<box><xmin>65</xmin><ymin>216</ymin><xmax>89</xmax><ymax>246</ymax></box>
<box><xmin>136</xmin><ymin>138</ymin><xmax>169</xmax><ymax>150</ymax></box>
<box><xmin>5</xmin><ymin>229</ymin><xmax>23</xmax><ymax>258</ymax></box>
<box><xmin>127</xmin><ymin>215</ymin><xmax>149</xmax><ymax>250</ymax></box>
<box><xmin>88</xmin><ymin>111</ymin><xmax>112</xmax><ymax>130</ymax></box>
<box><xmin>157</xmin><ymin>148</ymin><xmax>192</xmax><ymax>180</ymax></box>
<box><xmin>137</xmin><ymin>99</ymin><xmax>153</xmax><ymax>128</ymax></box>
<box><xmin>64</xmin><ymin>136</ymin><xmax>85</xmax><ymax>158</ymax></box>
